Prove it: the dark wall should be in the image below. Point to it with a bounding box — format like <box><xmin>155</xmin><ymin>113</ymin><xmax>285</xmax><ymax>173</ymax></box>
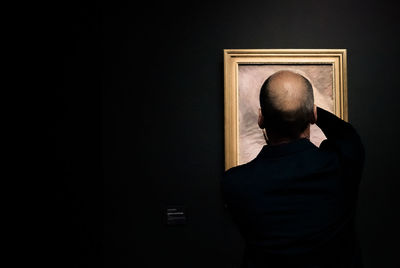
<box><xmin>45</xmin><ymin>0</ymin><xmax>400</xmax><ymax>267</ymax></box>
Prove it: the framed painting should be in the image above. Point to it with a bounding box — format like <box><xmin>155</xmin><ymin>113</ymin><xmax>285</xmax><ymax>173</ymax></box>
<box><xmin>224</xmin><ymin>49</ymin><xmax>348</xmax><ymax>170</ymax></box>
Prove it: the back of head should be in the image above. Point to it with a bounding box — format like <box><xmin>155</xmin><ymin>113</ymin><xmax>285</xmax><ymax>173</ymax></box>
<box><xmin>259</xmin><ymin>70</ymin><xmax>314</xmax><ymax>139</ymax></box>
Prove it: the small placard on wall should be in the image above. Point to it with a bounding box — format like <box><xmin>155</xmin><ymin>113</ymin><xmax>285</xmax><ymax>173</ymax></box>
<box><xmin>165</xmin><ymin>206</ymin><xmax>186</xmax><ymax>225</ymax></box>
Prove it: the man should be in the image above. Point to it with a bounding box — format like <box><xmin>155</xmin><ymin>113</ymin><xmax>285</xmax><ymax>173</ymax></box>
<box><xmin>221</xmin><ymin>71</ymin><xmax>365</xmax><ymax>268</ymax></box>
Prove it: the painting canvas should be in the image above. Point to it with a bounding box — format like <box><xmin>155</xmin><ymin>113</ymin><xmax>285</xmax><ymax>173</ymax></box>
<box><xmin>224</xmin><ymin>50</ymin><xmax>347</xmax><ymax>170</ymax></box>
<box><xmin>239</xmin><ymin>64</ymin><xmax>333</xmax><ymax>164</ymax></box>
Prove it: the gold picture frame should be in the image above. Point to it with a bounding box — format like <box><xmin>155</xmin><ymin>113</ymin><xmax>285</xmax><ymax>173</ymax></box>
<box><xmin>224</xmin><ymin>49</ymin><xmax>348</xmax><ymax>171</ymax></box>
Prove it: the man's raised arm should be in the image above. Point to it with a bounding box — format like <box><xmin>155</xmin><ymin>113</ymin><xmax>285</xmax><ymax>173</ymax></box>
<box><xmin>316</xmin><ymin>107</ymin><xmax>365</xmax><ymax>165</ymax></box>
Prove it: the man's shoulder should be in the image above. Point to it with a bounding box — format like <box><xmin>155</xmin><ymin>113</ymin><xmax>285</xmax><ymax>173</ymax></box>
<box><xmin>222</xmin><ymin>160</ymin><xmax>256</xmax><ymax>187</ymax></box>
<box><xmin>221</xmin><ymin>162</ymin><xmax>256</xmax><ymax>200</ymax></box>
<box><xmin>223</xmin><ymin>162</ymin><xmax>250</xmax><ymax>180</ymax></box>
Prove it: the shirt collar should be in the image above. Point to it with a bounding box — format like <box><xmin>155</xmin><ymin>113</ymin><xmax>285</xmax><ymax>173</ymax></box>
<box><xmin>257</xmin><ymin>138</ymin><xmax>316</xmax><ymax>159</ymax></box>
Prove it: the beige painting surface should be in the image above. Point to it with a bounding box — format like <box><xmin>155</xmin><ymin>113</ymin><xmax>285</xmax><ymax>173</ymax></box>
<box><xmin>238</xmin><ymin>64</ymin><xmax>334</xmax><ymax>165</ymax></box>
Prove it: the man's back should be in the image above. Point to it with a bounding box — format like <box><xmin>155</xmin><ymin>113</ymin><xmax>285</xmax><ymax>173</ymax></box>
<box><xmin>221</xmin><ymin>108</ymin><xmax>364</xmax><ymax>268</ymax></box>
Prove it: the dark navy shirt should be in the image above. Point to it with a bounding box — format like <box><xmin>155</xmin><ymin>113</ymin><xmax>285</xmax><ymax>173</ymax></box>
<box><xmin>221</xmin><ymin>108</ymin><xmax>364</xmax><ymax>268</ymax></box>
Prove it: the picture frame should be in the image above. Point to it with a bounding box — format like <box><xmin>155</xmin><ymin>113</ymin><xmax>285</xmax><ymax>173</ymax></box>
<box><xmin>224</xmin><ymin>49</ymin><xmax>348</xmax><ymax>171</ymax></box>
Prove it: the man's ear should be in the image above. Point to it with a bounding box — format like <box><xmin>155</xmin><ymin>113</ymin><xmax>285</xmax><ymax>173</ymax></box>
<box><xmin>258</xmin><ymin>108</ymin><xmax>265</xmax><ymax>129</ymax></box>
<box><xmin>310</xmin><ymin>105</ymin><xmax>317</xmax><ymax>124</ymax></box>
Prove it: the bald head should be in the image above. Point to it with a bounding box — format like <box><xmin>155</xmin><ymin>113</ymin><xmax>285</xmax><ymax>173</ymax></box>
<box><xmin>259</xmin><ymin>70</ymin><xmax>314</xmax><ymax>139</ymax></box>
<box><xmin>267</xmin><ymin>70</ymin><xmax>312</xmax><ymax>111</ymax></box>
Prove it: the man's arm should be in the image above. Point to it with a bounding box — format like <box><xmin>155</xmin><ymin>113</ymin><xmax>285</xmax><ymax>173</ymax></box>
<box><xmin>316</xmin><ymin>107</ymin><xmax>365</xmax><ymax>166</ymax></box>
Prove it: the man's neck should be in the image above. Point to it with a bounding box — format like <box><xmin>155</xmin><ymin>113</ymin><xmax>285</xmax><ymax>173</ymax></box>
<box><xmin>267</xmin><ymin>127</ymin><xmax>310</xmax><ymax>146</ymax></box>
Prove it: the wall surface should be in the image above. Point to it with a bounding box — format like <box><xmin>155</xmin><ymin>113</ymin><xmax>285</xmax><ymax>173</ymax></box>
<box><xmin>45</xmin><ymin>0</ymin><xmax>400</xmax><ymax>267</ymax></box>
